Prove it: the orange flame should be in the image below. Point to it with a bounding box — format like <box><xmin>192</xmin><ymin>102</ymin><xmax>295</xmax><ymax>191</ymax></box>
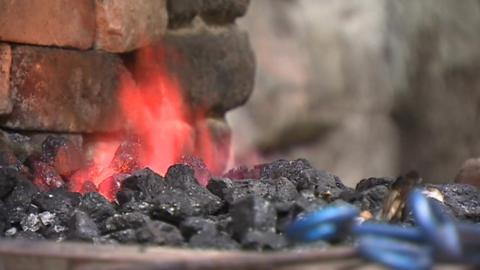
<box><xmin>119</xmin><ymin>46</ymin><xmax>194</xmax><ymax>174</ymax></box>
<box><xmin>70</xmin><ymin>45</ymin><xmax>218</xmax><ymax>200</ymax></box>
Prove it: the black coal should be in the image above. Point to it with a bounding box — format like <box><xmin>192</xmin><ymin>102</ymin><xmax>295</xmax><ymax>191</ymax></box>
<box><xmin>0</xmin><ymin>135</ymin><xmax>479</xmax><ymax>251</ymax></box>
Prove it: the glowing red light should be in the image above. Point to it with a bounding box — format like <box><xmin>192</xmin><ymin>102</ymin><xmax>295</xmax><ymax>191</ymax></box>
<box><xmin>69</xmin><ymin>45</ymin><xmax>217</xmax><ymax>200</ymax></box>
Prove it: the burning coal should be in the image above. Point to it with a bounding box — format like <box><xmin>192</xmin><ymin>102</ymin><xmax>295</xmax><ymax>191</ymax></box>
<box><xmin>69</xmin><ymin>46</ymin><xmax>218</xmax><ymax>200</ymax></box>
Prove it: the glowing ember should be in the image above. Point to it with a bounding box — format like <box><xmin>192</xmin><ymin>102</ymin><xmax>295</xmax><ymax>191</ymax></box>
<box><xmin>69</xmin><ymin>46</ymin><xmax>217</xmax><ymax>200</ymax></box>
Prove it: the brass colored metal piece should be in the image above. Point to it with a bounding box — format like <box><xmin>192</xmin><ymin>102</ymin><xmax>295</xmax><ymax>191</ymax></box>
<box><xmin>359</xmin><ymin>210</ymin><xmax>373</xmax><ymax>221</ymax></box>
<box><xmin>422</xmin><ymin>186</ymin><xmax>444</xmax><ymax>204</ymax></box>
<box><xmin>380</xmin><ymin>171</ymin><xmax>422</xmax><ymax>221</ymax></box>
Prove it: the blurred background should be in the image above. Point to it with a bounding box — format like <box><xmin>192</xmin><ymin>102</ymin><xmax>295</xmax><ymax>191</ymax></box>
<box><xmin>227</xmin><ymin>0</ymin><xmax>480</xmax><ymax>187</ymax></box>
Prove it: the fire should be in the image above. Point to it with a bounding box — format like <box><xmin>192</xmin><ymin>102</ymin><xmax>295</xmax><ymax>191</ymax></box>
<box><xmin>119</xmin><ymin>46</ymin><xmax>193</xmax><ymax>174</ymax></box>
<box><xmin>69</xmin><ymin>45</ymin><xmax>218</xmax><ymax>200</ymax></box>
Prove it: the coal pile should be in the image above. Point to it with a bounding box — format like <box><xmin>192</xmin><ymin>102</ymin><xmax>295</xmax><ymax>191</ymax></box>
<box><xmin>0</xmin><ymin>135</ymin><xmax>479</xmax><ymax>251</ymax></box>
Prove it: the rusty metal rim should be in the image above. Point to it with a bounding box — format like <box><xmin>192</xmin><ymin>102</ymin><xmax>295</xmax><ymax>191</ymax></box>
<box><xmin>0</xmin><ymin>240</ymin><xmax>360</xmax><ymax>269</ymax></box>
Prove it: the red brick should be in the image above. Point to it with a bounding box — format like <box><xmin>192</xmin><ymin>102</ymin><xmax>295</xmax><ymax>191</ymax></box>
<box><xmin>2</xmin><ymin>45</ymin><xmax>130</xmax><ymax>132</ymax></box>
<box><xmin>0</xmin><ymin>0</ymin><xmax>95</xmax><ymax>49</ymax></box>
<box><xmin>0</xmin><ymin>43</ymin><xmax>12</xmax><ymax>114</ymax></box>
<box><xmin>95</xmin><ymin>0</ymin><xmax>168</xmax><ymax>53</ymax></box>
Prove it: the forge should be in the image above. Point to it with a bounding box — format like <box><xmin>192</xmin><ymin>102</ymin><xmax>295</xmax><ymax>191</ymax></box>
<box><xmin>0</xmin><ymin>1</ymin><xmax>479</xmax><ymax>270</ymax></box>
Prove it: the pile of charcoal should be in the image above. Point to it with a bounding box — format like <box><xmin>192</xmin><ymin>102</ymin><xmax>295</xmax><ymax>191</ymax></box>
<box><xmin>0</xmin><ymin>135</ymin><xmax>479</xmax><ymax>251</ymax></box>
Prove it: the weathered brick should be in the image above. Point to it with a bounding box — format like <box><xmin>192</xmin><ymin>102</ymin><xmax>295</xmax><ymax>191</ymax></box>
<box><xmin>0</xmin><ymin>43</ymin><xmax>12</xmax><ymax>114</ymax></box>
<box><xmin>0</xmin><ymin>0</ymin><xmax>95</xmax><ymax>49</ymax></box>
<box><xmin>95</xmin><ymin>0</ymin><xmax>168</xmax><ymax>53</ymax></box>
<box><xmin>1</xmin><ymin>45</ymin><xmax>129</xmax><ymax>133</ymax></box>
<box><xmin>162</xmin><ymin>25</ymin><xmax>255</xmax><ymax>114</ymax></box>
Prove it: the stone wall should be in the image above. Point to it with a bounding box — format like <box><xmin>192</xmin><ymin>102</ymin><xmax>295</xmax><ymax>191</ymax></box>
<box><xmin>0</xmin><ymin>0</ymin><xmax>255</xmax><ymax>170</ymax></box>
<box><xmin>229</xmin><ymin>0</ymin><xmax>480</xmax><ymax>185</ymax></box>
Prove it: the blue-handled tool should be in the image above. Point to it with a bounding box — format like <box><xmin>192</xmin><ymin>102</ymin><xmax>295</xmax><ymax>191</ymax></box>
<box><xmin>287</xmin><ymin>188</ymin><xmax>480</xmax><ymax>269</ymax></box>
<box><xmin>286</xmin><ymin>204</ymin><xmax>359</xmax><ymax>242</ymax></box>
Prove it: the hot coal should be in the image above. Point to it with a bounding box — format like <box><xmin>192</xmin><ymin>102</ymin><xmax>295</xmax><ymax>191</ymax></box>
<box><xmin>41</xmin><ymin>136</ymin><xmax>83</xmax><ymax>177</ymax></box>
<box><xmin>80</xmin><ymin>181</ymin><xmax>98</xmax><ymax>194</ymax></box>
<box><xmin>180</xmin><ymin>155</ymin><xmax>212</xmax><ymax>186</ymax></box>
<box><xmin>1</xmin><ymin>136</ymin><xmax>480</xmax><ymax>252</ymax></box>
<box><xmin>97</xmin><ymin>173</ymin><xmax>130</xmax><ymax>201</ymax></box>
<box><xmin>109</xmin><ymin>140</ymin><xmax>141</xmax><ymax>174</ymax></box>
<box><xmin>223</xmin><ymin>165</ymin><xmax>262</xmax><ymax>180</ymax></box>
<box><xmin>32</xmin><ymin>161</ymin><xmax>65</xmax><ymax>191</ymax></box>
<box><xmin>68</xmin><ymin>164</ymin><xmax>101</xmax><ymax>193</ymax></box>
